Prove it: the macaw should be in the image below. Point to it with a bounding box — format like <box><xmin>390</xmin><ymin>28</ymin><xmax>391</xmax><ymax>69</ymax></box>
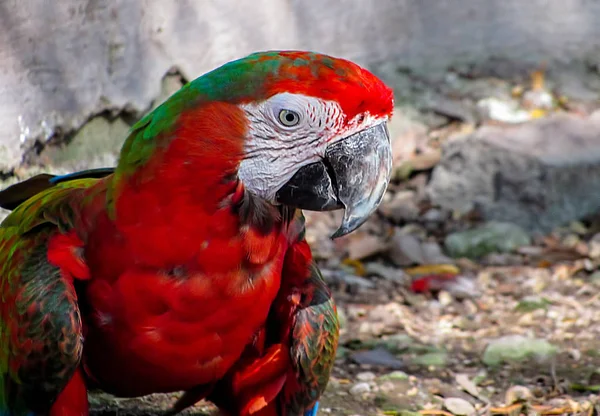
<box><xmin>0</xmin><ymin>50</ymin><xmax>394</xmax><ymax>416</ymax></box>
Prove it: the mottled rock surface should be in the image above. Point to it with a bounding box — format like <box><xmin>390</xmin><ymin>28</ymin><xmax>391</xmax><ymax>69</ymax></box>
<box><xmin>3</xmin><ymin>0</ymin><xmax>600</xmax><ymax>170</ymax></box>
<box><xmin>427</xmin><ymin>112</ymin><xmax>600</xmax><ymax>233</ymax></box>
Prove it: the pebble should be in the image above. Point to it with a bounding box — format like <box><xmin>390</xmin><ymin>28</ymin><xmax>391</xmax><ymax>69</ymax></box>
<box><xmin>444</xmin><ymin>397</ymin><xmax>476</xmax><ymax>415</ymax></box>
<box><xmin>505</xmin><ymin>385</ymin><xmax>533</xmax><ymax>404</ymax></box>
<box><xmin>365</xmin><ymin>262</ymin><xmax>409</xmax><ymax>283</ymax></box>
<box><xmin>438</xmin><ymin>290</ymin><xmax>453</xmax><ymax>306</ymax></box>
<box><xmin>355</xmin><ymin>371</ymin><xmax>377</xmax><ymax>382</ymax></box>
<box><xmin>349</xmin><ymin>382</ymin><xmax>371</xmax><ymax>396</ymax></box>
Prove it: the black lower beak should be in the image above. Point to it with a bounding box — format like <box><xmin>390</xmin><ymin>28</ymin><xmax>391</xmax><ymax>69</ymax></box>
<box><xmin>275</xmin><ymin>122</ymin><xmax>392</xmax><ymax>238</ymax></box>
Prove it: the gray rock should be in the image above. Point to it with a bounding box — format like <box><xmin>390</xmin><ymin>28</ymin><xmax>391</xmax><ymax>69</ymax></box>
<box><xmin>444</xmin><ymin>397</ymin><xmax>476</xmax><ymax>416</ymax></box>
<box><xmin>349</xmin><ymin>382</ymin><xmax>371</xmax><ymax>396</ymax></box>
<box><xmin>320</xmin><ymin>269</ymin><xmax>376</xmax><ymax>289</ymax></box>
<box><xmin>388</xmin><ymin>232</ymin><xmax>424</xmax><ymax>266</ymax></box>
<box><xmin>412</xmin><ymin>351</ymin><xmax>448</xmax><ymax>367</ymax></box>
<box><xmin>350</xmin><ymin>347</ymin><xmax>404</xmax><ymax>370</ymax></box>
<box><xmin>427</xmin><ymin>113</ymin><xmax>600</xmax><ymax>233</ymax></box>
<box><xmin>482</xmin><ymin>335</ymin><xmax>558</xmax><ymax>367</ymax></box>
<box><xmin>379</xmin><ymin>190</ymin><xmax>420</xmax><ymax>223</ymax></box>
<box><xmin>445</xmin><ymin>222</ymin><xmax>531</xmax><ymax>258</ymax></box>
<box><xmin>4</xmin><ymin>1</ymin><xmax>600</xmax><ymax>172</ymax></box>
<box><xmin>389</xmin><ymin>228</ymin><xmax>454</xmax><ymax>265</ymax></box>
<box><xmin>356</xmin><ymin>371</ymin><xmax>377</xmax><ymax>382</ymax></box>
<box><xmin>365</xmin><ymin>262</ymin><xmax>409</xmax><ymax>284</ymax></box>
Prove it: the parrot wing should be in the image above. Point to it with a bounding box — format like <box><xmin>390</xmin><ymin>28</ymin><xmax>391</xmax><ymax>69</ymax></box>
<box><xmin>0</xmin><ymin>177</ymin><xmax>101</xmax><ymax>415</ymax></box>
<box><xmin>0</xmin><ymin>167</ymin><xmax>114</xmax><ymax>211</ymax></box>
<box><xmin>286</xmin><ymin>262</ymin><xmax>339</xmax><ymax>416</ymax></box>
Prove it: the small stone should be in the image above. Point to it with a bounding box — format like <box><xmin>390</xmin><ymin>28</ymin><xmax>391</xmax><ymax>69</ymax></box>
<box><xmin>379</xmin><ymin>190</ymin><xmax>420</xmax><ymax>222</ymax></box>
<box><xmin>522</xmin><ymin>89</ymin><xmax>554</xmax><ymax>110</ymax></box>
<box><xmin>337</xmin><ymin>307</ymin><xmax>348</xmax><ymax>330</ymax></box>
<box><xmin>365</xmin><ymin>262</ymin><xmax>409</xmax><ymax>284</ymax></box>
<box><xmin>388</xmin><ymin>231</ymin><xmax>424</xmax><ymax>266</ymax></box>
<box><xmin>455</xmin><ymin>374</ymin><xmax>480</xmax><ymax>398</ymax></box>
<box><xmin>321</xmin><ymin>269</ymin><xmax>375</xmax><ymax>289</ymax></box>
<box><xmin>569</xmin><ymin>349</ymin><xmax>582</xmax><ymax>361</ymax></box>
<box><xmin>406</xmin><ymin>387</ymin><xmax>419</xmax><ymax>396</ymax></box>
<box><xmin>483</xmin><ymin>335</ymin><xmax>558</xmax><ymax>366</ymax></box>
<box><xmin>350</xmin><ymin>347</ymin><xmax>404</xmax><ymax>370</ymax></box>
<box><xmin>476</xmin><ymin>97</ymin><xmax>531</xmax><ymax>123</ymax></box>
<box><xmin>443</xmin><ymin>397</ymin><xmax>476</xmax><ymax>415</ymax></box>
<box><xmin>505</xmin><ymin>385</ymin><xmax>533</xmax><ymax>404</ymax></box>
<box><xmin>422</xmin><ymin>208</ymin><xmax>447</xmax><ymax>223</ymax></box>
<box><xmin>421</xmin><ymin>241</ymin><xmax>454</xmax><ymax>264</ymax></box>
<box><xmin>445</xmin><ymin>222</ymin><xmax>531</xmax><ymax>259</ymax></box>
<box><xmin>356</xmin><ymin>371</ymin><xmax>377</xmax><ymax>382</ymax></box>
<box><xmin>380</xmin><ymin>370</ymin><xmax>409</xmax><ymax>381</ymax></box>
<box><xmin>346</xmin><ymin>233</ymin><xmax>388</xmax><ymax>260</ymax></box>
<box><xmin>438</xmin><ymin>290</ymin><xmax>453</xmax><ymax>306</ymax></box>
<box><xmin>349</xmin><ymin>382</ymin><xmax>371</xmax><ymax>396</ymax></box>
<box><xmin>413</xmin><ymin>351</ymin><xmax>448</xmax><ymax>367</ymax></box>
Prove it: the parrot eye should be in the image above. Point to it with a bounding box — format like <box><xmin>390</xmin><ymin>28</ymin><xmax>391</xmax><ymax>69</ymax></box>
<box><xmin>278</xmin><ymin>109</ymin><xmax>301</xmax><ymax>127</ymax></box>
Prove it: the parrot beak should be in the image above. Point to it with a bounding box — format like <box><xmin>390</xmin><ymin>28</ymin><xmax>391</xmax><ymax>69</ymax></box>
<box><xmin>275</xmin><ymin>122</ymin><xmax>392</xmax><ymax>239</ymax></box>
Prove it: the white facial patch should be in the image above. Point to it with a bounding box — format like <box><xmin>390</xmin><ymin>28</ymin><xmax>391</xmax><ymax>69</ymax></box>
<box><xmin>238</xmin><ymin>92</ymin><xmax>386</xmax><ymax>202</ymax></box>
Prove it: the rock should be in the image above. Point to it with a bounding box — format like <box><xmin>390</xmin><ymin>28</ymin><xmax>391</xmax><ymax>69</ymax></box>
<box><xmin>421</xmin><ymin>241</ymin><xmax>454</xmax><ymax>264</ymax></box>
<box><xmin>337</xmin><ymin>307</ymin><xmax>348</xmax><ymax>330</ymax></box>
<box><xmin>346</xmin><ymin>233</ymin><xmax>388</xmax><ymax>260</ymax></box>
<box><xmin>379</xmin><ymin>190</ymin><xmax>420</xmax><ymax>223</ymax></box>
<box><xmin>389</xmin><ymin>229</ymin><xmax>454</xmax><ymax>266</ymax></box>
<box><xmin>349</xmin><ymin>382</ymin><xmax>371</xmax><ymax>396</ymax></box>
<box><xmin>455</xmin><ymin>374</ymin><xmax>480</xmax><ymax>398</ymax></box>
<box><xmin>380</xmin><ymin>370</ymin><xmax>410</xmax><ymax>381</ymax></box>
<box><xmin>320</xmin><ymin>269</ymin><xmax>376</xmax><ymax>289</ymax></box>
<box><xmin>476</xmin><ymin>97</ymin><xmax>531</xmax><ymax>123</ymax></box>
<box><xmin>444</xmin><ymin>222</ymin><xmax>531</xmax><ymax>258</ymax></box>
<box><xmin>425</xmin><ymin>97</ymin><xmax>478</xmax><ymax>123</ymax></box>
<box><xmin>38</xmin><ymin>115</ymin><xmax>129</xmax><ymax>171</ymax></box>
<box><xmin>350</xmin><ymin>347</ymin><xmax>404</xmax><ymax>370</ymax></box>
<box><xmin>388</xmin><ymin>232</ymin><xmax>424</xmax><ymax>266</ymax></box>
<box><xmin>504</xmin><ymin>385</ymin><xmax>533</xmax><ymax>404</ymax></box>
<box><xmin>443</xmin><ymin>397</ymin><xmax>476</xmax><ymax>416</ymax></box>
<box><xmin>7</xmin><ymin>1</ymin><xmax>600</xmax><ymax>174</ymax></box>
<box><xmin>522</xmin><ymin>89</ymin><xmax>554</xmax><ymax>110</ymax></box>
<box><xmin>413</xmin><ymin>351</ymin><xmax>448</xmax><ymax>367</ymax></box>
<box><xmin>356</xmin><ymin>371</ymin><xmax>377</xmax><ymax>382</ymax></box>
<box><xmin>482</xmin><ymin>335</ymin><xmax>558</xmax><ymax>366</ymax></box>
<box><xmin>364</xmin><ymin>262</ymin><xmax>409</xmax><ymax>284</ymax></box>
<box><xmin>427</xmin><ymin>114</ymin><xmax>600</xmax><ymax>233</ymax></box>
<box><xmin>422</xmin><ymin>208</ymin><xmax>448</xmax><ymax>223</ymax></box>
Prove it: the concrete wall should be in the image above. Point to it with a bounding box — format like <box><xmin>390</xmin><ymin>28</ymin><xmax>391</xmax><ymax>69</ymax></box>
<box><xmin>2</xmin><ymin>0</ymin><xmax>600</xmax><ymax>171</ymax></box>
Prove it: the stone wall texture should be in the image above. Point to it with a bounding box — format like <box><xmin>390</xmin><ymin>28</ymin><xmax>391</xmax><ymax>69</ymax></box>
<box><xmin>2</xmin><ymin>0</ymin><xmax>600</xmax><ymax>171</ymax></box>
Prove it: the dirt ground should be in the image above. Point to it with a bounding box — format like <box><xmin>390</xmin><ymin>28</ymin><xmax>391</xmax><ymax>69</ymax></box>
<box><xmin>88</xmin><ymin>248</ymin><xmax>600</xmax><ymax>416</ymax></box>
<box><xmin>88</xmin><ymin>72</ymin><xmax>600</xmax><ymax>416</ymax></box>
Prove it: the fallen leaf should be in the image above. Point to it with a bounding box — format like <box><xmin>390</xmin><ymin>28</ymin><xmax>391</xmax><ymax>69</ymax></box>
<box><xmin>405</xmin><ymin>264</ymin><xmax>460</xmax><ymax>276</ymax></box>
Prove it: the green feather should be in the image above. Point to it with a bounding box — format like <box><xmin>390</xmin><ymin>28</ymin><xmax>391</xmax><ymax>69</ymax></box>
<box><xmin>290</xmin><ymin>262</ymin><xmax>339</xmax><ymax>412</ymax></box>
<box><xmin>0</xmin><ymin>179</ymin><xmax>101</xmax><ymax>415</ymax></box>
<box><xmin>114</xmin><ymin>50</ymin><xmax>344</xmax><ymax>180</ymax></box>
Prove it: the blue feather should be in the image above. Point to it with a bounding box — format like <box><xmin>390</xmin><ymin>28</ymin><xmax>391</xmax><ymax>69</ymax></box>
<box><xmin>48</xmin><ymin>167</ymin><xmax>114</xmax><ymax>184</ymax></box>
<box><xmin>304</xmin><ymin>401</ymin><xmax>319</xmax><ymax>416</ymax></box>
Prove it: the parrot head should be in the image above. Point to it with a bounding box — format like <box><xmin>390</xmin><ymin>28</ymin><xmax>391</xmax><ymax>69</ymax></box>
<box><xmin>204</xmin><ymin>50</ymin><xmax>395</xmax><ymax>238</ymax></box>
<box><xmin>108</xmin><ymin>50</ymin><xmax>394</xmax><ymax>238</ymax></box>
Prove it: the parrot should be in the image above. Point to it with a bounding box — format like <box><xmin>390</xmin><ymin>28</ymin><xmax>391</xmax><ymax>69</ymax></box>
<box><xmin>0</xmin><ymin>50</ymin><xmax>394</xmax><ymax>416</ymax></box>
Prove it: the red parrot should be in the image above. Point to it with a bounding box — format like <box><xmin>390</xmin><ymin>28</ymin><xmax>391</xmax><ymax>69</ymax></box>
<box><xmin>0</xmin><ymin>50</ymin><xmax>394</xmax><ymax>416</ymax></box>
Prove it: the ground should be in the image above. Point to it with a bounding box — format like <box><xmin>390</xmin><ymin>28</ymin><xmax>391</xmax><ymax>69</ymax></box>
<box><xmin>2</xmin><ymin>65</ymin><xmax>600</xmax><ymax>416</ymax></box>
<box><xmin>84</xmin><ymin>69</ymin><xmax>600</xmax><ymax>416</ymax></box>
<box><xmin>87</xmin><ymin>247</ymin><xmax>600</xmax><ymax>416</ymax></box>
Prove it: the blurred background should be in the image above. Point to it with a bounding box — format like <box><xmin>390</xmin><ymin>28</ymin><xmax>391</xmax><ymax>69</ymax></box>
<box><xmin>2</xmin><ymin>1</ymin><xmax>600</xmax><ymax>415</ymax></box>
